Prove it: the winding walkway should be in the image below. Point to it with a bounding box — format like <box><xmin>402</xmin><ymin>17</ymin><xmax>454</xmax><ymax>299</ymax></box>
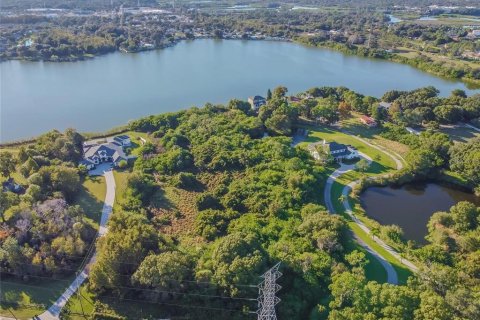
<box><xmin>38</xmin><ymin>166</ymin><xmax>116</xmax><ymax>320</ymax></box>
<box><xmin>323</xmin><ymin>134</ymin><xmax>417</xmax><ymax>285</ymax></box>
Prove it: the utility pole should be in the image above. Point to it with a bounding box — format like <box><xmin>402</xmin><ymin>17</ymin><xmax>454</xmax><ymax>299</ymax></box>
<box><xmin>257</xmin><ymin>262</ymin><xmax>282</xmax><ymax>320</ymax></box>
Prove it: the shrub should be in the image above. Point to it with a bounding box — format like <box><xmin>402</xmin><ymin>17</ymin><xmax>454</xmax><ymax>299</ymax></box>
<box><xmin>117</xmin><ymin>160</ymin><xmax>128</xmax><ymax>169</ymax></box>
<box><xmin>196</xmin><ymin>193</ymin><xmax>222</xmax><ymax>210</ymax></box>
<box><xmin>171</xmin><ymin>172</ymin><xmax>198</xmax><ymax>189</ymax></box>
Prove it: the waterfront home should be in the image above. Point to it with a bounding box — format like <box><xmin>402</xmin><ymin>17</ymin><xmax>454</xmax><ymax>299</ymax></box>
<box><xmin>248</xmin><ymin>95</ymin><xmax>266</xmax><ymax>111</ymax></box>
<box><xmin>360</xmin><ymin>115</ymin><xmax>378</xmax><ymax>127</ymax></box>
<box><xmin>80</xmin><ymin>136</ymin><xmax>130</xmax><ymax>169</ymax></box>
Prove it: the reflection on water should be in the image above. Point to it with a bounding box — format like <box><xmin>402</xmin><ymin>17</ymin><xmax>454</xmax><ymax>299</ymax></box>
<box><xmin>1</xmin><ymin>39</ymin><xmax>478</xmax><ymax>142</ymax></box>
<box><xmin>361</xmin><ymin>183</ymin><xmax>480</xmax><ymax>244</ymax></box>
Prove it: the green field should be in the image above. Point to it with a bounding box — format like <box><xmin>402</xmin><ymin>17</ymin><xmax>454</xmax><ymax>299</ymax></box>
<box><xmin>0</xmin><ymin>276</ymin><xmax>76</xmax><ymax>319</ymax></box>
<box><xmin>73</xmin><ymin>176</ymin><xmax>107</xmax><ymax>228</ymax></box>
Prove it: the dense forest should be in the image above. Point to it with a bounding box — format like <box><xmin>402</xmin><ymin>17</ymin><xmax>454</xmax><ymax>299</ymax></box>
<box><xmin>0</xmin><ymin>130</ymin><xmax>96</xmax><ymax>279</ymax></box>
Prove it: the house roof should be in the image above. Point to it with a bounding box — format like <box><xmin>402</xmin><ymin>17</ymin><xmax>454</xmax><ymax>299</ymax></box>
<box><xmin>289</xmin><ymin>96</ymin><xmax>301</xmax><ymax>102</ymax></box>
<box><xmin>328</xmin><ymin>142</ymin><xmax>347</xmax><ymax>152</ymax></box>
<box><xmin>360</xmin><ymin>115</ymin><xmax>377</xmax><ymax>125</ymax></box>
<box><xmin>2</xmin><ymin>178</ymin><xmax>24</xmax><ymax>193</ymax></box>
<box><xmin>250</xmin><ymin>95</ymin><xmax>265</xmax><ymax>101</ymax></box>
<box><xmin>333</xmin><ymin>149</ymin><xmax>351</xmax><ymax>157</ymax></box>
<box><xmin>114</xmin><ymin>135</ymin><xmax>130</xmax><ymax>141</ymax></box>
<box><xmin>83</xmin><ymin>142</ymin><xmax>127</xmax><ymax>163</ymax></box>
<box><xmin>379</xmin><ymin>102</ymin><xmax>392</xmax><ymax>109</ymax></box>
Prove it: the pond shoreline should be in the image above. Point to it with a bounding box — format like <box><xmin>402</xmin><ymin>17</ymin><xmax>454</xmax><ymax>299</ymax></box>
<box><xmin>358</xmin><ymin>176</ymin><xmax>480</xmax><ymax>245</ymax></box>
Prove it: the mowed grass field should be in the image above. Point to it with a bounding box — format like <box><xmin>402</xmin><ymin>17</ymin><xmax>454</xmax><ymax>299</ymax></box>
<box><xmin>339</xmin><ymin>114</ymin><xmax>410</xmax><ymax>158</ymax></box>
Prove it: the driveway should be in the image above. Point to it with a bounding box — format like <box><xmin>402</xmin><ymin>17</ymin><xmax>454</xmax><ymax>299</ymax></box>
<box><xmin>321</xmin><ymin>133</ymin><xmax>422</xmax><ymax>285</ymax></box>
<box><xmin>38</xmin><ymin>169</ymin><xmax>116</xmax><ymax>319</ymax></box>
<box><xmin>88</xmin><ymin>162</ymin><xmax>113</xmax><ymax>176</ymax></box>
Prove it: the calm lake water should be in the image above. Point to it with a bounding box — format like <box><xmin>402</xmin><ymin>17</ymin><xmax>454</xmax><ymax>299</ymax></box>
<box><xmin>361</xmin><ymin>183</ymin><xmax>480</xmax><ymax>244</ymax></box>
<box><xmin>1</xmin><ymin>39</ymin><xmax>478</xmax><ymax>142</ymax></box>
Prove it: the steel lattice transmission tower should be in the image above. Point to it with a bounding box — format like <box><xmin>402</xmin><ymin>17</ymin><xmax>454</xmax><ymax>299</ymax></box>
<box><xmin>257</xmin><ymin>262</ymin><xmax>282</xmax><ymax>320</ymax></box>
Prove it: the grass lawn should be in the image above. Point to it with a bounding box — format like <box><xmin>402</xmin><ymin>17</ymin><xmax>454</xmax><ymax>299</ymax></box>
<box><xmin>72</xmin><ymin>176</ymin><xmax>106</xmax><ymax>228</ymax></box>
<box><xmin>0</xmin><ymin>276</ymin><xmax>75</xmax><ymax>319</ymax></box>
<box><xmin>302</xmin><ymin>125</ymin><xmax>413</xmax><ymax>284</ymax></box>
<box><xmin>339</xmin><ymin>115</ymin><xmax>410</xmax><ymax>158</ymax></box>
<box><xmin>59</xmin><ymin>284</ymin><xmax>96</xmax><ymax>319</ymax></box>
<box><xmin>343</xmin><ymin>232</ymin><xmax>387</xmax><ymax>283</ymax></box>
<box><xmin>113</xmin><ymin>169</ymin><xmax>131</xmax><ymax>208</ymax></box>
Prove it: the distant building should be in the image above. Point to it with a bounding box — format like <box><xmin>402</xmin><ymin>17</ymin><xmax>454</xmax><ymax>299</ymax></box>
<box><xmin>360</xmin><ymin>115</ymin><xmax>378</xmax><ymax>127</ymax></box>
<box><xmin>378</xmin><ymin>101</ymin><xmax>392</xmax><ymax>110</ymax></box>
<box><xmin>288</xmin><ymin>96</ymin><xmax>302</xmax><ymax>102</ymax></box>
<box><xmin>2</xmin><ymin>178</ymin><xmax>24</xmax><ymax>194</ymax></box>
<box><xmin>406</xmin><ymin>127</ymin><xmax>421</xmax><ymax>135</ymax></box>
<box><xmin>467</xmin><ymin>30</ymin><xmax>480</xmax><ymax>39</ymax></box>
<box><xmin>248</xmin><ymin>95</ymin><xmax>266</xmax><ymax>111</ymax></box>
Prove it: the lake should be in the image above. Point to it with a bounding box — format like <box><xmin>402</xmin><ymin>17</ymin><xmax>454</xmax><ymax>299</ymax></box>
<box><xmin>361</xmin><ymin>183</ymin><xmax>480</xmax><ymax>244</ymax></box>
<box><xmin>1</xmin><ymin>39</ymin><xmax>478</xmax><ymax>142</ymax></box>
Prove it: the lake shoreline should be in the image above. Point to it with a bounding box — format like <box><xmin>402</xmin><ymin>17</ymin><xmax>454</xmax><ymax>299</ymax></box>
<box><xmin>2</xmin><ymin>37</ymin><xmax>478</xmax><ymax>88</ymax></box>
<box><xmin>2</xmin><ymin>39</ymin><xmax>478</xmax><ymax>143</ymax></box>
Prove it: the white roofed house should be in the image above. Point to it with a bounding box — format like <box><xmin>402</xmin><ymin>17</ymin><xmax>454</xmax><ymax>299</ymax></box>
<box><xmin>80</xmin><ymin>135</ymin><xmax>131</xmax><ymax>170</ymax></box>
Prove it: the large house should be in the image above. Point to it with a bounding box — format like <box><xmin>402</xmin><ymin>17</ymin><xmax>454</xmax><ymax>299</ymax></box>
<box><xmin>308</xmin><ymin>140</ymin><xmax>358</xmax><ymax>161</ymax></box>
<box><xmin>80</xmin><ymin>136</ymin><xmax>130</xmax><ymax>170</ymax></box>
<box><xmin>248</xmin><ymin>95</ymin><xmax>266</xmax><ymax>111</ymax></box>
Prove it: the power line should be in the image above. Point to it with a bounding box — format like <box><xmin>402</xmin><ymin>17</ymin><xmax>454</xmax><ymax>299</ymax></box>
<box><xmin>1</xmin><ymin>265</ymin><xmax>257</xmax><ymax>288</ymax></box>
<box><xmin>99</xmin><ymin>295</ymin><xmax>255</xmax><ymax>315</ymax></box>
<box><xmin>0</xmin><ymin>282</ymin><xmax>253</xmax><ymax>315</ymax></box>
<box><xmin>257</xmin><ymin>263</ymin><xmax>282</xmax><ymax>320</ymax></box>
<box><xmin>0</xmin><ymin>261</ymin><xmax>258</xmax><ymax>289</ymax></box>
<box><xmin>0</xmin><ymin>276</ymin><xmax>256</xmax><ymax>301</ymax></box>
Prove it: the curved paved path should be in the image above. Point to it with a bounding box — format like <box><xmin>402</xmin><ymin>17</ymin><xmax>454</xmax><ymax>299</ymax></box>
<box><xmin>39</xmin><ymin>166</ymin><xmax>116</xmax><ymax>320</ymax></box>
<box><xmin>324</xmin><ymin>134</ymin><xmax>417</xmax><ymax>285</ymax></box>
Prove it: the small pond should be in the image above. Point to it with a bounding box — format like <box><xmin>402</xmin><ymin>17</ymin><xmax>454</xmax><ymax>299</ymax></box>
<box><xmin>360</xmin><ymin>183</ymin><xmax>480</xmax><ymax>244</ymax></box>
